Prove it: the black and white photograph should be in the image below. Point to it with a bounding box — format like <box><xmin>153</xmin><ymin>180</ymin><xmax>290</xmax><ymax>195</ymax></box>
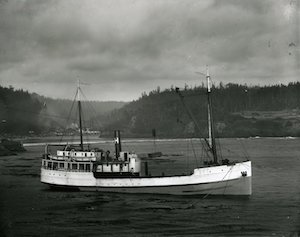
<box><xmin>0</xmin><ymin>0</ymin><xmax>299</xmax><ymax>236</ymax></box>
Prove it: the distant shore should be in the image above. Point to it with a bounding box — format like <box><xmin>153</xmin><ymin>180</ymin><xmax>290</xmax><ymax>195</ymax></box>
<box><xmin>18</xmin><ymin>135</ymin><xmax>298</xmax><ymax>147</ymax></box>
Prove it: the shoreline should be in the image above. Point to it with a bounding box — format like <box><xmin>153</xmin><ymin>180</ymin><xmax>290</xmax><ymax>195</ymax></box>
<box><xmin>22</xmin><ymin>136</ymin><xmax>298</xmax><ymax>147</ymax></box>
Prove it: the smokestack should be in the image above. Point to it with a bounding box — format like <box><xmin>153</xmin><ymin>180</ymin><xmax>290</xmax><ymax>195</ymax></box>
<box><xmin>114</xmin><ymin>130</ymin><xmax>122</xmax><ymax>159</ymax></box>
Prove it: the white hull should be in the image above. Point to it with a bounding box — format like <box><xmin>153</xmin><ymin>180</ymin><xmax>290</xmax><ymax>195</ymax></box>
<box><xmin>41</xmin><ymin>161</ymin><xmax>252</xmax><ymax>195</ymax></box>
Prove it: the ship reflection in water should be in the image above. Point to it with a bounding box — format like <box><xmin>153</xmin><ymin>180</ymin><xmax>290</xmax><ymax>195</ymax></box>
<box><xmin>0</xmin><ymin>138</ymin><xmax>299</xmax><ymax>236</ymax></box>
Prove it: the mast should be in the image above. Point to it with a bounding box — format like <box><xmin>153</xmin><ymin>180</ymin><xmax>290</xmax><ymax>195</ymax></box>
<box><xmin>206</xmin><ymin>66</ymin><xmax>218</xmax><ymax>163</ymax></box>
<box><xmin>152</xmin><ymin>128</ymin><xmax>156</xmax><ymax>153</ymax></box>
<box><xmin>114</xmin><ymin>130</ymin><xmax>122</xmax><ymax>159</ymax></box>
<box><xmin>77</xmin><ymin>80</ymin><xmax>84</xmax><ymax>151</ymax></box>
<box><xmin>175</xmin><ymin>66</ymin><xmax>218</xmax><ymax>163</ymax></box>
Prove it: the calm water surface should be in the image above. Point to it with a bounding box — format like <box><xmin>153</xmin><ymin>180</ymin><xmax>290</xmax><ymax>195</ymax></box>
<box><xmin>0</xmin><ymin>138</ymin><xmax>299</xmax><ymax>236</ymax></box>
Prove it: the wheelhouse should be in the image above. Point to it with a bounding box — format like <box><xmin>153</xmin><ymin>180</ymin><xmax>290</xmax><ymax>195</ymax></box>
<box><xmin>41</xmin><ymin>143</ymin><xmax>142</xmax><ymax>177</ymax></box>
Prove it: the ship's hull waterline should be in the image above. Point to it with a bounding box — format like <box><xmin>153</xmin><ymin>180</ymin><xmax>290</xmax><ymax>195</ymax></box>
<box><xmin>41</xmin><ymin>161</ymin><xmax>252</xmax><ymax>195</ymax></box>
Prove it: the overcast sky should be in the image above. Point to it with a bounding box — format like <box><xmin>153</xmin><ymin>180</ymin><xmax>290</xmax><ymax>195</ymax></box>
<box><xmin>0</xmin><ymin>0</ymin><xmax>299</xmax><ymax>101</ymax></box>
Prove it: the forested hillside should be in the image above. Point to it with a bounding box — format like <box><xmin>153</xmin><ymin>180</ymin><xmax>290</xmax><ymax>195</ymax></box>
<box><xmin>33</xmin><ymin>94</ymin><xmax>126</xmax><ymax>133</ymax></box>
<box><xmin>0</xmin><ymin>86</ymin><xmax>43</xmax><ymax>135</ymax></box>
<box><xmin>1</xmin><ymin>83</ymin><xmax>300</xmax><ymax>138</ymax></box>
<box><xmin>102</xmin><ymin>82</ymin><xmax>300</xmax><ymax>138</ymax></box>
<box><xmin>0</xmin><ymin>86</ymin><xmax>126</xmax><ymax>136</ymax></box>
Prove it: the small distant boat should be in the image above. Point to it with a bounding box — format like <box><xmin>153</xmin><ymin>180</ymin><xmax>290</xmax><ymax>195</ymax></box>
<box><xmin>148</xmin><ymin>128</ymin><xmax>162</xmax><ymax>158</ymax></box>
<box><xmin>148</xmin><ymin>151</ymin><xmax>163</xmax><ymax>158</ymax></box>
<box><xmin>41</xmin><ymin>71</ymin><xmax>252</xmax><ymax>195</ymax></box>
<box><xmin>285</xmin><ymin>136</ymin><xmax>296</xmax><ymax>140</ymax></box>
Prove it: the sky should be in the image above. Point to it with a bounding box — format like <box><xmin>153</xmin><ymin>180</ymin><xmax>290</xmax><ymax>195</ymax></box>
<box><xmin>0</xmin><ymin>0</ymin><xmax>299</xmax><ymax>101</ymax></box>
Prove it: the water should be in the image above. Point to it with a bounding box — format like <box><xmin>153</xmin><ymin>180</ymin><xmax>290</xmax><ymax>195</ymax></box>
<box><xmin>0</xmin><ymin>138</ymin><xmax>299</xmax><ymax>236</ymax></box>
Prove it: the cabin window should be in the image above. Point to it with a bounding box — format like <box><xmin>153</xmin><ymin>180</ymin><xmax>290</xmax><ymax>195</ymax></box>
<box><xmin>124</xmin><ymin>152</ymin><xmax>128</xmax><ymax>161</ymax></box>
<box><xmin>75</xmin><ymin>152</ymin><xmax>77</xmax><ymax>156</ymax></box>
<box><xmin>43</xmin><ymin>161</ymin><xmax>46</xmax><ymax>166</ymax></box>
<box><xmin>47</xmin><ymin>162</ymin><xmax>52</xmax><ymax>169</ymax></box>
<box><xmin>59</xmin><ymin>163</ymin><xmax>64</xmax><ymax>169</ymax></box>
<box><xmin>79</xmin><ymin>164</ymin><xmax>84</xmax><ymax>170</ymax></box>
<box><xmin>63</xmin><ymin>152</ymin><xmax>65</xmax><ymax>156</ymax></box>
<box><xmin>67</xmin><ymin>163</ymin><xmax>70</xmax><ymax>169</ymax></box>
<box><xmin>86</xmin><ymin>164</ymin><xmax>91</xmax><ymax>171</ymax></box>
<box><xmin>53</xmin><ymin>162</ymin><xmax>58</xmax><ymax>170</ymax></box>
<box><xmin>85</xmin><ymin>153</ymin><xmax>87</xmax><ymax>157</ymax></box>
<box><xmin>72</xmin><ymin>163</ymin><xmax>77</xmax><ymax>170</ymax></box>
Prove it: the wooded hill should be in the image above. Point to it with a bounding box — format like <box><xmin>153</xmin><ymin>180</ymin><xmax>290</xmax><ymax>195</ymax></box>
<box><xmin>33</xmin><ymin>94</ymin><xmax>126</xmax><ymax>134</ymax></box>
<box><xmin>1</xmin><ymin>82</ymin><xmax>300</xmax><ymax>138</ymax></box>
<box><xmin>0</xmin><ymin>85</ymin><xmax>126</xmax><ymax>136</ymax></box>
<box><xmin>0</xmin><ymin>86</ymin><xmax>42</xmax><ymax>135</ymax></box>
<box><xmin>102</xmin><ymin>82</ymin><xmax>300</xmax><ymax>138</ymax></box>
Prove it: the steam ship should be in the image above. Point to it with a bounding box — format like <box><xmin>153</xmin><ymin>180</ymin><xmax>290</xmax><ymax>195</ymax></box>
<box><xmin>41</xmin><ymin>70</ymin><xmax>252</xmax><ymax>195</ymax></box>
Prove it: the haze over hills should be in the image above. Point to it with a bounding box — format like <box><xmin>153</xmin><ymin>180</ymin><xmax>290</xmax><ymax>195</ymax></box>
<box><xmin>33</xmin><ymin>93</ymin><xmax>126</xmax><ymax>132</ymax></box>
<box><xmin>0</xmin><ymin>85</ymin><xmax>126</xmax><ymax>136</ymax></box>
<box><xmin>1</xmin><ymin>82</ymin><xmax>300</xmax><ymax>138</ymax></box>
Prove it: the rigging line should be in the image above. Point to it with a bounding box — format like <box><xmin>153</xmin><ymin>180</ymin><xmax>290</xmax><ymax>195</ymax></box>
<box><xmin>176</xmin><ymin>89</ymin><xmax>209</xmax><ymax>146</ymax></box>
<box><xmin>186</xmin><ymin>138</ymin><xmax>189</xmax><ymax>174</ymax></box>
<box><xmin>73</xmin><ymin>117</ymin><xmax>79</xmax><ymax>144</ymax></box>
<box><xmin>222</xmin><ymin>166</ymin><xmax>234</xmax><ymax>195</ymax></box>
<box><xmin>193</xmin><ymin>138</ymin><xmax>204</xmax><ymax>165</ymax></box>
<box><xmin>78</xmin><ymin>90</ymin><xmax>106</xmax><ymax>149</ymax></box>
<box><xmin>79</xmin><ymin>86</ymin><xmax>100</xmax><ymax>148</ymax></box>
<box><xmin>83</xmin><ymin>102</ymin><xmax>103</xmax><ymax>131</ymax></box>
<box><xmin>70</xmin><ymin>106</ymin><xmax>79</xmax><ymax>145</ymax></box>
<box><xmin>190</xmin><ymin>139</ymin><xmax>199</xmax><ymax>167</ymax></box>
<box><xmin>59</xmin><ymin>90</ymin><xmax>78</xmax><ymax>144</ymax></box>
<box><xmin>222</xmin><ymin>165</ymin><xmax>235</xmax><ymax>180</ymax></box>
<box><xmin>79</xmin><ymin>89</ymin><xmax>103</xmax><ymax>131</ymax></box>
<box><xmin>201</xmin><ymin>166</ymin><xmax>234</xmax><ymax>199</ymax></box>
<box><xmin>201</xmin><ymin>165</ymin><xmax>235</xmax><ymax>200</ymax></box>
<box><xmin>175</xmin><ymin>88</ymin><xmax>213</xmax><ymax>161</ymax></box>
<box><xmin>80</xmin><ymin>104</ymin><xmax>86</xmax><ymax>143</ymax></box>
<box><xmin>216</xmin><ymin>138</ymin><xmax>223</xmax><ymax>160</ymax></box>
<box><xmin>80</xmin><ymin>105</ymin><xmax>91</xmax><ymax>146</ymax></box>
<box><xmin>79</xmin><ymin>88</ymin><xmax>98</xmax><ymax>118</ymax></box>
<box><xmin>200</xmin><ymin>143</ymin><xmax>205</xmax><ymax>165</ymax></box>
<box><xmin>239</xmin><ymin>139</ymin><xmax>250</xmax><ymax>160</ymax></box>
<box><xmin>197</xmin><ymin>138</ymin><xmax>205</xmax><ymax>164</ymax></box>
